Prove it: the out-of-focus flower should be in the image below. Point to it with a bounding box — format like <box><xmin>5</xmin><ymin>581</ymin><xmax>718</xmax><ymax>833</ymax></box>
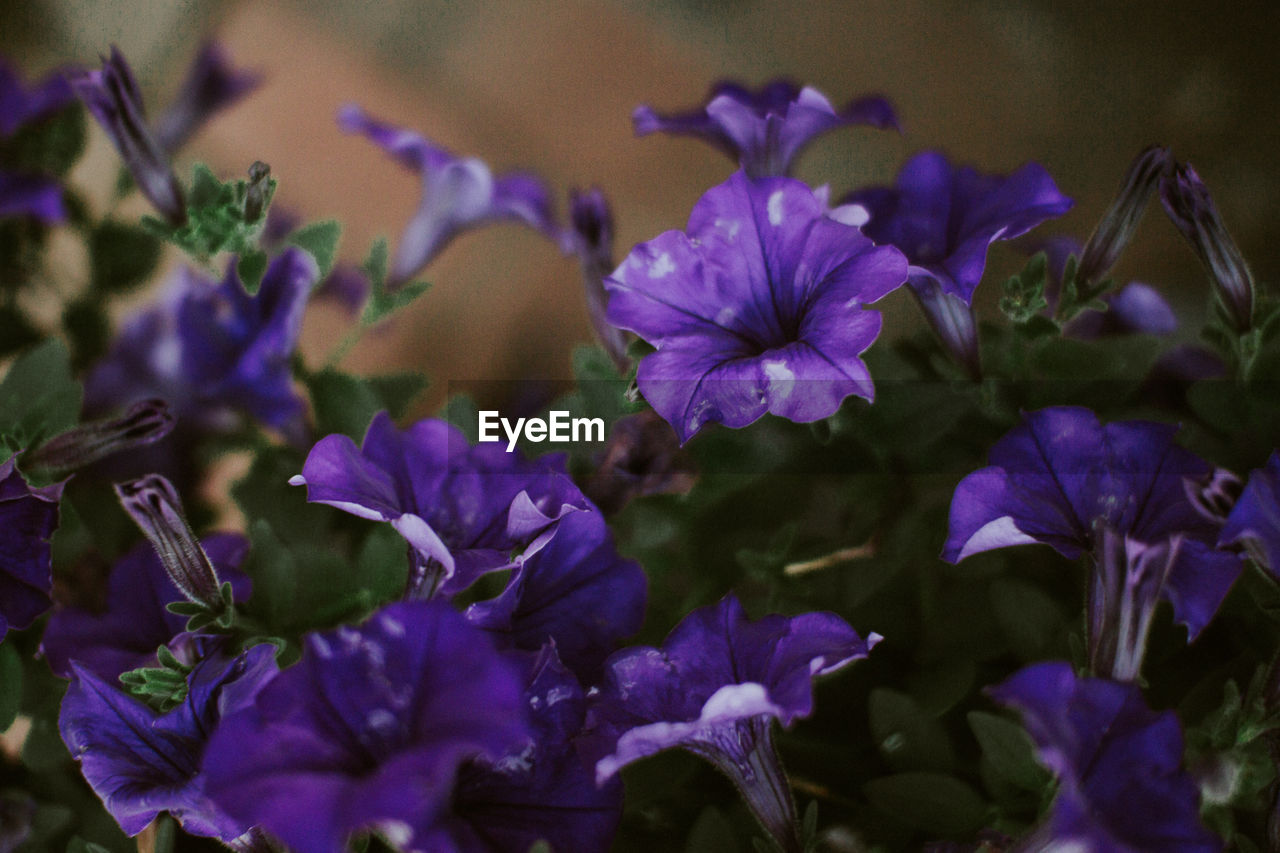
<box><xmin>0</xmin><ymin>58</ymin><xmax>73</xmax><ymax>136</ymax></box>
<box><xmin>944</xmin><ymin>406</ymin><xmax>1240</xmax><ymax>680</ymax></box>
<box><xmin>290</xmin><ymin>411</ymin><xmax>587</xmax><ymax>599</ymax></box>
<box><xmin>633</xmin><ymin>79</ymin><xmax>898</xmax><ymax>178</ymax></box>
<box><xmin>152</xmin><ymin>41</ymin><xmax>261</xmax><ymax>153</ymax></box>
<box><xmin>589</xmin><ymin>594</ymin><xmax>879</xmax><ymax>853</ymax></box>
<box><xmin>990</xmin><ymin>661</ymin><xmax>1221</xmax><ymax>852</ymax></box>
<box><xmin>0</xmin><ymin>171</ymin><xmax>64</xmax><ymax>222</ymax></box>
<box><xmin>1220</xmin><ymin>451</ymin><xmax>1280</xmax><ymax>575</ymax></box>
<box><xmin>339</xmin><ymin>104</ymin><xmax>561</xmax><ymax>286</ymax></box>
<box><xmin>848</xmin><ymin>151</ymin><xmax>1071</xmax><ymax>375</ymax></box>
<box><xmin>0</xmin><ymin>455</ymin><xmax>62</xmax><ymax>640</ymax></box>
<box><xmin>69</xmin><ymin>47</ymin><xmax>186</xmax><ymax>225</ymax></box>
<box><xmin>84</xmin><ymin>247</ymin><xmax>317</xmax><ymax>442</ymax></box>
<box><xmin>606</xmin><ymin>170</ymin><xmax>907</xmax><ymax>443</ymax></box>
<box><xmin>25</xmin><ymin>398</ymin><xmax>173</xmax><ymax>478</ymax></box>
<box><xmin>569</xmin><ymin>187</ymin><xmax>630</xmax><ymax>371</ymax></box>
<box><xmin>41</xmin><ymin>532</ymin><xmax>250</xmax><ymax>680</ymax></box>
<box><xmin>202</xmin><ymin>601</ymin><xmax>528</xmax><ymax>853</ymax></box>
<box><xmin>422</xmin><ymin>645</ymin><xmax>623</xmax><ymax>853</ymax></box>
<box><xmin>59</xmin><ymin>644</ymin><xmax>278</xmax><ymax>842</ymax></box>
<box><xmin>583</xmin><ymin>409</ymin><xmax>696</xmax><ymax>516</ymax></box>
<box><xmin>1160</xmin><ymin>162</ymin><xmax>1255</xmax><ymax>332</ymax></box>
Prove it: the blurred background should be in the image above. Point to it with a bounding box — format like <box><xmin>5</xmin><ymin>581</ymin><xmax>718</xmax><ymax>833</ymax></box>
<box><xmin>4</xmin><ymin>0</ymin><xmax>1279</xmax><ymax>409</ymax></box>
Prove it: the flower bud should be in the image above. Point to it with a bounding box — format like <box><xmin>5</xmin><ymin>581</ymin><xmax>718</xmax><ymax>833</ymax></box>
<box><xmin>1076</xmin><ymin>145</ymin><xmax>1171</xmax><ymax>288</ymax></box>
<box><xmin>114</xmin><ymin>474</ymin><xmax>222</xmax><ymax>611</ymax></box>
<box><xmin>570</xmin><ymin>187</ymin><xmax>630</xmax><ymax>372</ymax></box>
<box><xmin>26</xmin><ymin>399</ymin><xmax>174</xmax><ymax>476</ymax></box>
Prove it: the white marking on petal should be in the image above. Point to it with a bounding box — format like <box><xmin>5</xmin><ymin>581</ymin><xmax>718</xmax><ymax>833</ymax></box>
<box><xmin>767</xmin><ymin>190</ymin><xmax>786</xmax><ymax>226</ymax></box>
<box><xmin>650</xmin><ymin>252</ymin><xmax>676</xmax><ymax>278</ymax></box>
<box><xmin>828</xmin><ymin>203</ymin><xmax>870</xmax><ymax>227</ymax></box>
<box><xmin>715</xmin><ymin>307</ymin><xmax>736</xmax><ymax>325</ymax></box>
<box><xmin>379</xmin><ymin>614</ymin><xmax>406</xmax><ymax>637</ymax></box>
<box><xmin>377</xmin><ymin>821</ymin><xmax>413</xmax><ymax>847</ymax></box>
<box><xmin>958</xmin><ymin>516</ymin><xmax>1040</xmax><ymax>560</ymax></box>
<box><xmin>764</xmin><ymin>360</ymin><xmax>795</xmax><ymax>403</ymax></box>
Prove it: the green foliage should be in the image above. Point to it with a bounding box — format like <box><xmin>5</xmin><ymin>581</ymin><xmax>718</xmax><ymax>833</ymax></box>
<box><xmin>0</xmin><ymin>642</ymin><xmax>21</xmax><ymax>730</ymax></box>
<box><xmin>360</xmin><ymin>238</ymin><xmax>431</xmax><ymax>324</ymax></box>
<box><xmin>289</xmin><ymin>219</ymin><xmax>342</xmax><ymax>278</ymax></box>
<box><xmin>2</xmin><ymin>104</ymin><xmax>86</xmax><ymax>176</ymax></box>
<box><xmin>862</xmin><ymin>772</ymin><xmax>987</xmax><ymax>837</ymax></box>
<box><xmin>0</xmin><ymin>338</ymin><xmax>82</xmax><ymax>450</ymax></box>
<box><xmin>998</xmin><ymin>252</ymin><xmax>1049</xmax><ymax>323</ymax></box>
<box><xmin>305</xmin><ymin>366</ymin><xmax>427</xmax><ymax>440</ymax></box>
<box><xmin>61</xmin><ymin>297</ymin><xmax>110</xmax><ymax>371</ymax></box>
<box><xmin>88</xmin><ymin>220</ymin><xmax>162</xmax><ymax>294</ymax></box>
<box><xmin>868</xmin><ymin>688</ymin><xmax>956</xmax><ymax>772</ymax></box>
<box><xmin>0</xmin><ymin>302</ymin><xmax>43</xmax><ymax>358</ymax></box>
<box><xmin>967</xmin><ymin>711</ymin><xmax>1051</xmax><ymax>796</ymax></box>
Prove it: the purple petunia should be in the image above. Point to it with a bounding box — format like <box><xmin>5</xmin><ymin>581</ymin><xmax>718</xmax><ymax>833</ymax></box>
<box><xmin>0</xmin><ymin>455</ymin><xmax>62</xmax><ymax>641</ymax></box>
<box><xmin>990</xmin><ymin>661</ymin><xmax>1221</xmax><ymax>852</ymax></box>
<box><xmin>944</xmin><ymin>406</ymin><xmax>1240</xmax><ymax>680</ymax></box>
<box><xmin>589</xmin><ymin>594</ymin><xmax>879</xmax><ymax>852</ymax></box>
<box><xmin>0</xmin><ymin>58</ymin><xmax>74</xmax><ymax>136</ymax></box>
<box><xmin>202</xmin><ymin>601</ymin><xmax>528</xmax><ymax>853</ymax></box>
<box><xmin>41</xmin><ymin>532</ymin><xmax>251</xmax><ymax>680</ymax></box>
<box><xmin>84</xmin><ymin>247</ymin><xmax>317</xmax><ymax>442</ymax></box>
<box><xmin>1219</xmin><ymin>451</ymin><xmax>1280</xmax><ymax>576</ymax></box>
<box><xmin>0</xmin><ymin>171</ymin><xmax>65</xmax><ymax>222</ymax></box>
<box><xmin>59</xmin><ymin>643</ymin><xmax>278</xmax><ymax>842</ymax></box>
<box><xmin>605</xmin><ymin>170</ymin><xmax>908</xmax><ymax>443</ymax></box>
<box><xmin>339</xmin><ymin>104</ymin><xmax>561</xmax><ymax>286</ymax></box>
<box><xmin>290</xmin><ymin>411</ymin><xmax>588</xmax><ymax>599</ymax></box>
<box><xmin>848</xmin><ymin>151</ymin><xmax>1071</xmax><ymax>375</ymax></box>
<box><xmin>633</xmin><ymin>79</ymin><xmax>898</xmax><ymax>178</ymax></box>
<box><xmin>152</xmin><ymin>41</ymin><xmax>261</xmax><ymax>154</ymax></box>
<box><xmin>422</xmin><ymin>645</ymin><xmax>623</xmax><ymax>852</ymax></box>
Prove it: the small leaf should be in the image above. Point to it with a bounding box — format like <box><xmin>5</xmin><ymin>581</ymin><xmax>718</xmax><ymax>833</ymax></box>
<box><xmin>88</xmin><ymin>220</ymin><xmax>162</xmax><ymax>294</ymax></box>
<box><xmin>0</xmin><ymin>643</ymin><xmax>22</xmax><ymax>730</ymax></box>
<box><xmin>862</xmin><ymin>772</ymin><xmax>987</xmax><ymax>836</ymax></box>
<box><xmin>999</xmin><ymin>252</ymin><xmax>1049</xmax><ymax>323</ymax></box>
<box><xmin>967</xmin><ymin>710</ymin><xmax>1051</xmax><ymax>793</ymax></box>
<box><xmin>289</xmin><ymin>220</ymin><xmax>342</xmax><ymax>278</ymax></box>
<box><xmin>237</xmin><ymin>249</ymin><xmax>269</xmax><ymax>296</ymax></box>
<box><xmin>0</xmin><ymin>338</ymin><xmax>82</xmax><ymax>447</ymax></box>
<box><xmin>868</xmin><ymin>687</ymin><xmax>956</xmax><ymax>771</ymax></box>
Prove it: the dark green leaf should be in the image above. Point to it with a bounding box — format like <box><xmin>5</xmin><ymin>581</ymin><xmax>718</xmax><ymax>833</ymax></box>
<box><xmin>868</xmin><ymin>688</ymin><xmax>955</xmax><ymax>771</ymax></box>
<box><xmin>289</xmin><ymin>220</ymin><xmax>342</xmax><ymax>278</ymax></box>
<box><xmin>0</xmin><ymin>302</ymin><xmax>42</xmax><ymax>358</ymax></box>
<box><xmin>88</xmin><ymin>220</ymin><xmax>162</xmax><ymax>294</ymax></box>
<box><xmin>862</xmin><ymin>772</ymin><xmax>987</xmax><ymax>836</ymax></box>
<box><xmin>0</xmin><ymin>338</ymin><xmax>82</xmax><ymax>447</ymax></box>
<box><xmin>999</xmin><ymin>252</ymin><xmax>1049</xmax><ymax>323</ymax></box>
<box><xmin>967</xmin><ymin>711</ymin><xmax>1051</xmax><ymax>793</ymax></box>
<box><xmin>5</xmin><ymin>104</ymin><xmax>86</xmax><ymax>176</ymax></box>
<box><xmin>237</xmin><ymin>248</ymin><xmax>269</xmax><ymax>296</ymax></box>
<box><xmin>0</xmin><ymin>643</ymin><xmax>21</xmax><ymax>730</ymax></box>
<box><xmin>989</xmin><ymin>578</ymin><xmax>1067</xmax><ymax>659</ymax></box>
<box><xmin>62</xmin><ymin>297</ymin><xmax>110</xmax><ymax>370</ymax></box>
<box><xmin>685</xmin><ymin>806</ymin><xmax>741</xmax><ymax>853</ymax></box>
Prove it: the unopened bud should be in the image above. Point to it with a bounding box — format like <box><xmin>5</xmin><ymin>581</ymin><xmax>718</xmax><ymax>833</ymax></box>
<box><xmin>115</xmin><ymin>474</ymin><xmax>222</xmax><ymax>611</ymax></box>
<box><xmin>27</xmin><ymin>399</ymin><xmax>174</xmax><ymax>476</ymax></box>
<box><xmin>244</xmin><ymin>160</ymin><xmax>270</xmax><ymax>223</ymax></box>
<box><xmin>571</xmin><ymin>187</ymin><xmax>631</xmax><ymax>373</ymax></box>
<box><xmin>1077</xmin><ymin>145</ymin><xmax>1171</xmax><ymax>288</ymax></box>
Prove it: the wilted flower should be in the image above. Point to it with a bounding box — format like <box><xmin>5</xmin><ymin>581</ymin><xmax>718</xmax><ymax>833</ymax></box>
<box><xmin>1220</xmin><ymin>451</ymin><xmax>1280</xmax><ymax>575</ymax></box>
<box><xmin>589</xmin><ymin>594</ymin><xmax>880</xmax><ymax>853</ymax></box>
<box><xmin>290</xmin><ymin>411</ymin><xmax>588</xmax><ymax>599</ymax></box>
<box><xmin>339</xmin><ymin>104</ymin><xmax>561</xmax><ymax>286</ymax></box>
<box><xmin>59</xmin><ymin>644</ymin><xmax>278</xmax><ymax>842</ymax></box>
<box><xmin>202</xmin><ymin>601</ymin><xmax>528</xmax><ymax>853</ymax></box>
<box><xmin>990</xmin><ymin>661</ymin><xmax>1220</xmax><ymax>852</ymax></box>
<box><xmin>848</xmin><ymin>151</ymin><xmax>1071</xmax><ymax>375</ymax></box>
<box><xmin>0</xmin><ymin>454</ymin><xmax>62</xmax><ymax>640</ymax></box>
<box><xmin>606</xmin><ymin>170</ymin><xmax>907</xmax><ymax>443</ymax></box>
<box><xmin>633</xmin><ymin>79</ymin><xmax>898</xmax><ymax>177</ymax></box>
<box><xmin>944</xmin><ymin>406</ymin><xmax>1240</xmax><ymax>680</ymax></box>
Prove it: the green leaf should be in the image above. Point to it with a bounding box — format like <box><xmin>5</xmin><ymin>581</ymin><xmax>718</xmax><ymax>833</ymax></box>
<box><xmin>65</xmin><ymin>838</ymin><xmax>113</xmax><ymax>853</ymax></box>
<box><xmin>355</xmin><ymin>524</ymin><xmax>411</xmax><ymax>604</ymax></box>
<box><xmin>5</xmin><ymin>104</ymin><xmax>86</xmax><ymax>176</ymax></box>
<box><xmin>989</xmin><ymin>578</ymin><xmax>1067</xmax><ymax>659</ymax></box>
<box><xmin>366</xmin><ymin>372</ymin><xmax>428</xmax><ymax>418</ymax></box>
<box><xmin>442</xmin><ymin>393</ymin><xmax>481</xmax><ymax>443</ymax></box>
<box><xmin>0</xmin><ymin>303</ymin><xmax>42</xmax><ymax>359</ymax></box>
<box><xmin>22</xmin><ymin>714</ymin><xmax>69</xmax><ymax>771</ymax></box>
<box><xmin>306</xmin><ymin>368</ymin><xmax>385</xmax><ymax>440</ymax></box>
<box><xmin>237</xmin><ymin>248</ymin><xmax>269</xmax><ymax>296</ymax></box>
<box><xmin>862</xmin><ymin>772</ymin><xmax>987</xmax><ymax>836</ymax></box>
<box><xmin>686</xmin><ymin>806</ymin><xmax>740</xmax><ymax>853</ymax></box>
<box><xmin>0</xmin><ymin>338</ymin><xmax>82</xmax><ymax>447</ymax></box>
<box><xmin>967</xmin><ymin>711</ymin><xmax>1051</xmax><ymax>793</ymax></box>
<box><xmin>999</xmin><ymin>252</ymin><xmax>1049</xmax><ymax>323</ymax></box>
<box><xmin>144</xmin><ymin>162</ymin><xmax>276</xmax><ymax>268</ymax></box>
<box><xmin>0</xmin><ymin>643</ymin><xmax>22</xmax><ymax>730</ymax></box>
<box><xmin>62</xmin><ymin>297</ymin><xmax>111</xmax><ymax>371</ymax></box>
<box><xmin>88</xmin><ymin>220</ymin><xmax>162</xmax><ymax>294</ymax></box>
<box><xmin>289</xmin><ymin>220</ymin><xmax>342</xmax><ymax>278</ymax></box>
<box><xmin>360</xmin><ymin>237</ymin><xmax>431</xmax><ymax>324</ymax></box>
<box><xmin>868</xmin><ymin>688</ymin><xmax>956</xmax><ymax>772</ymax></box>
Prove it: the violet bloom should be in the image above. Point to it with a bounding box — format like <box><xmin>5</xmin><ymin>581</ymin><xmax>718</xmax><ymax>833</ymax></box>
<box><xmin>202</xmin><ymin>601</ymin><xmax>528</xmax><ymax>853</ymax></box>
<box><xmin>606</xmin><ymin>170</ymin><xmax>908</xmax><ymax>444</ymax></box>
<box><xmin>634</xmin><ymin>79</ymin><xmax>898</xmax><ymax>178</ymax></box>
<box><xmin>1160</xmin><ymin>162</ymin><xmax>1255</xmax><ymax>332</ymax></box>
<box><xmin>944</xmin><ymin>407</ymin><xmax>1241</xmax><ymax>680</ymax></box>
<box><xmin>84</xmin><ymin>247</ymin><xmax>317</xmax><ymax>442</ymax></box>
<box><xmin>465</xmin><ymin>508</ymin><xmax>647</xmax><ymax>680</ymax></box>
<box><xmin>423</xmin><ymin>645</ymin><xmax>623</xmax><ymax>852</ymax></box>
<box><xmin>0</xmin><ymin>171</ymin><xmax>64</xmax><ymax>222</ymax></box>
<box><xmin>59</xmin><ymin>643</ymin><xmax>278</xmax><ymax>842</ymax></box>
<box><xmin>590</xmin><ymin>594</ymin><xmax>880</xmax><ymax>853</ymax></box>
<box><xmin>152</xmin><ymin>41</ymin><xmax>260</xmax><ymax>154</ymax></box>
<box><xmin>70</xmin><ymin>47</ymin><xmax>186</xmax><ymax>225</ymax></box>
<box><xmin>0</xmin><ymin>58</ymin><xmax>74</xmax><ymax>135</ymax></box>
<box><xmin>41</xmin><ymin>532</ymin><xmax>250</xmax><ymax>680</ymax></box>
<box><xmin>848</xmin><ymin>151</ymin><xmax>1071</xmax><ymax>376</ymax></box>
<box><xmin>0</xmin><ymin>455</ymin><xmax>62</xmax><ymax>640</ymax></box>
<box><xmin>1036</xmin><ymin>236</ymin><xmax>1178</xmax><ymax>338</ymax></box>
<box><xmin>989</xmin><ymin>661</ymin><xmax>1220</xmax><ymax>852</ymax></box>
<box><xmin>339</xmin><ymin>104</ymin><xmax>561</xmax><ymax>286</ymax></box>
<box><xmin>290</xmin><ymin>411</ymin><xmax>588</xmax><ymax>599</ymax></box>
<box><xmin>1220</xmin><ymin>452</ymin><xmax>1280</xmax><ymax>575</ymax></box>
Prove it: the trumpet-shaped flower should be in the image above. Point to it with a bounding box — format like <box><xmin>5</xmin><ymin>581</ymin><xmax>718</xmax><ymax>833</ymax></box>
<box><xmin>1220</xmin><ymin>451</ymin><xmax>1280</xmax><ymax>575</ymax></box>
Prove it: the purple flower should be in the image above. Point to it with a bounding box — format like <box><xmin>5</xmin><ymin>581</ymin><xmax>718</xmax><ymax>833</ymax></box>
<box><xmin>569</xmin><ymin>187</ymin><xmax>631</xmax><ymax>371</ymax></box>
<box><xmin>1160</xmin><ymin>162</ymin><xmax>1254</xmax><ymax>332</ymax></box>
<box><xmin>41</xmin><ymin>532</ymin><xmax>250</xmax><ymax>680</ymax></box>
<box><xmin>1075</xmin><ymin>145</ymin><xmax>1172</xmax><ymax>289</ymax></box>
<box><xmin>84</xmin><ymin>247</ymin><xmax>317</xmax><ymax>441</ymax></box>
<box><xmin>339</xmin><ymin>104</ymin><xmax>561</xmax><ymax>286</ymax></box>
<box><xmin>59</xmin><ymin>643</ymin><xmax>278</xmax><ymax>842</ymax></box>
<box><xmin>1035</xmin><ymin>236</ymin><xmax>1179</xmax><ymax>338</ymax></box>
<box><xmin>152</xmin><ymin>41</ymin><xmax>260</xmax><ymax>154</ymax></box>
<box><xmin>989</xmin><ymin>661</ymin><xmax>1221</xmax><ymax>852</ymax></box>
<box><xmin>290</xmin><ymin>411</ymin><xmax>588</xmax><ymax>598</ymax></box>
<box><xmin>202</xmin><ymin>601</ymin><xmax>528</xmax><ymax>853</ymax></box>
<box><xmin>465</xmin><ymin>508</ymin><xmax>646</xmax><ymax>681</ymax></box>
<box><xmin>0</xmin><ymin>455</ymin><xmax>62</xmax><ymax>640</ymax></box>
<box><xmin>605</xmin><ymin>170</ymin><xmax>907</xmax><ymax>443</ymax></box>
<box><xmin>23</xmin><ymin>398</ymin><xmax>174</xmax><ymax>477</ymax></box>
<box><xmin>944</xmin><ymin>407</ymin><xmax>1240</xmax><ymax>679</ymax></box>
<box><xmin>1220</xmin><ymin>452</ymin><xmax>1280</xmax><ymax>575</ymax></box>
<box><xmin>583</xmin><ymin>409</ymin><xmax>697</xmax><ymax>516</ymax></box>
<box><xmin>0</xmin><ymin>171</ymin><xmax>64</xmax><ymax>222</ymax></box>
<box><xmin>70</xmin><ymin>47</ymin><xmax>186</xmax><ymax>225</ymax></box>
<box><xmin>633</xmin><ymin>79</ymin><xmax>898</xmax><ymax>178</ymax></box>
<box><xmin>589</xmin><ymin>594</ymin><xmax>879</xmax><ymax>852</ymax></box>
<box><xmin>848</xmin><ymin>151</ymin><xmax>1071</xmax><ymax>375</ymax></box>
<box><xmin>0</xmin><ymin>58</ymin><xmax>74</xmax><ymax>136</ymax></box>
<box><xmin>422</xmin><ymin>645</ymin><xmax>623</xmax><ymax>853</ymax></box>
